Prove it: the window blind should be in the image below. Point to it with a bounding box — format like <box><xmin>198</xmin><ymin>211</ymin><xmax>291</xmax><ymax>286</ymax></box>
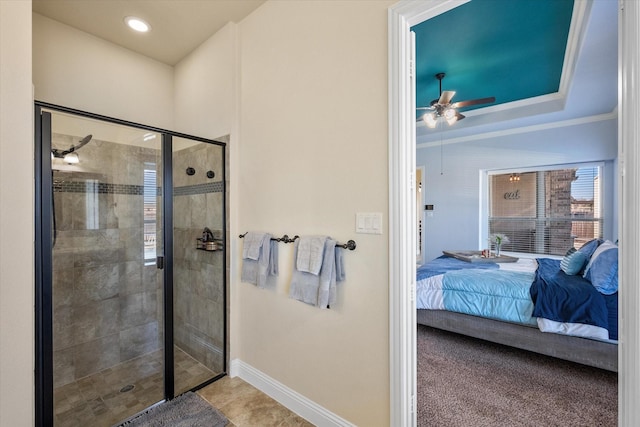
<box><xmin>488</xmin><ymin>166</ymin><xmax>602</xmax><ymax>256</ymax></box>
<box><xmin>143</xmin><ymin>164</ymin><xmax>157</xmax><ymax>263</ymax></box>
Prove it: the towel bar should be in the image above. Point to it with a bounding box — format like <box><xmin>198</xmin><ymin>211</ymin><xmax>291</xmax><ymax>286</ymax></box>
<box><xmin>239</xmin><ymin>232</ymin><xmax>356</xmax><ymax>251</ymax></box>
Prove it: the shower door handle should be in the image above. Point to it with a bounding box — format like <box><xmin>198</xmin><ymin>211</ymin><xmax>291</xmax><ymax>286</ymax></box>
<box><xmin>156</xmin><ymin>256</ymin><xmax>164</xmax><ymax>270</ymax></box>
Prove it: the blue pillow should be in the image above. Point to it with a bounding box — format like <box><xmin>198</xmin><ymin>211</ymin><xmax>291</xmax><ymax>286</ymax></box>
<box><xmin>577</xmin><ymin>238</ymin><xmax>602</xmax><ymax>259</ymax></box>
<box><xmin>583</xmin><ymin>240</ymin><xmax>618</xmax><ymax>295</ymax></box>
<box><xmin>560</xmin><ymin>250</ymin><xmax>587</xmax><ymax>275</ymax></box>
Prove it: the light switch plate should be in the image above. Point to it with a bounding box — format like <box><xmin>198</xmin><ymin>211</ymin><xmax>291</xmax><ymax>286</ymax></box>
<box><xmin>356</xmin><ymin>212</ymin><xmax>383</xmax><ymax>234</ymax></box>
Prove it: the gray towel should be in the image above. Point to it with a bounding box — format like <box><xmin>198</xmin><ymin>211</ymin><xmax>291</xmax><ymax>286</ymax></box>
<box><xmin>242</xmin><ymin>232</ymin><xmax>265</xmax><ymax>260</ymax></box>
<box><xmin>289</xmin><ymin>239</ymin><xmax>337</xmax><ymax>308</ymax></box>
<box><xmin>335</xmin><ymin>246</ymin><xmax>345</xmax><ymax>282</ymax></box>
<box><xmin>296</xmin><ymin>235</ymin><xmax>327</xmax><ymax>275</ymax></box>
<box><xmin>241</xmin><ymin>233</ymin><xmax>278</xmax><ymax>288</ymax></box>
<box><xmin>268</xmin><ymin>239</ymin><xmax>278</xmax><ymax>278</ymax></box>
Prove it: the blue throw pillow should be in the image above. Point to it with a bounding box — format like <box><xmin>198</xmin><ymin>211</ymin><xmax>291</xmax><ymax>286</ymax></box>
<box><xmin>560</xmin><ymin>250</ymin><xmax>587</xmax><ymax>275</ymax></box>
<box><xmin>583</xmin><ymin>240</ymin><xmax>618</xmax><ymax>295</ymax></box>
<box><xmin>577</xmin><ymin>238</ymin><xmax>602</xmax><ymax>259</ymax></box>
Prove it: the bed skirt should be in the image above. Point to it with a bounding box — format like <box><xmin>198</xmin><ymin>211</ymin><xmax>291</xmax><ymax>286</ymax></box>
<box><xmin>417</xmin><ymin>309</ymin><xmax>618</xmax><ymax>372</ymax></box>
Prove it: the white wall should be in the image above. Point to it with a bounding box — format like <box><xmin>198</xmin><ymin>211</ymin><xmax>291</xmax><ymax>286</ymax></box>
<box><xmin>237</xmin><ymin>1</ymin><xmax>393</xmax><ymax>424</ymax></box>
<box><xmin>32</xmin><ymin>13</ymin><xmax>174</xmax><ymax>129</ymax></box>
<box><xmin>0</xmin><ymin>1</ymin><xmax>34</xmax><ymax>425</ymax></box>
<box><xmin>417</xmin><ymin>118</ymin><xmax>618</xmax><ymax>262</ymax></box>
<box><xmin>174</xmin><ymin>22</ymin><xmax>236</xmax><ymax>139</ymax></box>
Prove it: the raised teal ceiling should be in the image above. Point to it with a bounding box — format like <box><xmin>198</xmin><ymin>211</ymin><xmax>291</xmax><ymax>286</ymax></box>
<box><xmin>412</xmin><ymin>0</ymin><xmax>574</xmax><ymax>114</ymax></box>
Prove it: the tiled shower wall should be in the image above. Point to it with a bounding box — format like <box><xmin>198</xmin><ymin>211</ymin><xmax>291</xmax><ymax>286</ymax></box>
<box><xmin>51</xmin><ymin>133</ymin><xmax>225</xmax><ymax>388</ymax></box>
<box><xmin>172</xmin><ymin>141</ymin><xmax>225</xmax><ymax>374</ymax></box>
<box><xmin>52</xmin><ymin>134</ymin><xmax>163</xmax><ymax>388</ymax></box>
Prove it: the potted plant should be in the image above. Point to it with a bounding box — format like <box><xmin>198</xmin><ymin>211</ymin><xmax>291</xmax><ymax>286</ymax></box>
<box><xmin>489</xmin><ymin>233</ymin><xmax>510</xmax><ymax>257</ymax></box>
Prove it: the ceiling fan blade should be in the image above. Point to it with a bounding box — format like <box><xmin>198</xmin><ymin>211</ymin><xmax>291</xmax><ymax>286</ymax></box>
<box><xmin>451</xmin><ymin>96</ymin><xmax>496</xmax><ymax>109</ymax></box>
<box><xmin>416</xmin><ymin>106</ymin><xmax>434</xmax><ymax>111</ymax></box>
<box><xmin>456</xmin><ymin>111</ymin><xmax>466</xmax><ymax>121</ymax></box>
<box><xmin>438</xmin><ymin>90</ymin><xmax>456</xmax><ymax>105</ymax></box>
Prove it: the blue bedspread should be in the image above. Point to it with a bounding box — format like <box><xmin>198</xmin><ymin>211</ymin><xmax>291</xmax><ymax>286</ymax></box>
<box><xmin>604</xmin><ymin>292</ymin><xmax>618</xmax><ymax>340</ymax></box>
<box><xmin>530</xmin><ymin>258</ymin><xmax>616</xmax><ymax>339</ymax></box>
<box><xmin>443</xmin><ymin>268</ymin><xmax>537</xmax><ymax>325</ymax></box>
<box><xmin>416</xmin><ymin>255</ymin><xmax>536</xmax><ymax>325</ymax></box>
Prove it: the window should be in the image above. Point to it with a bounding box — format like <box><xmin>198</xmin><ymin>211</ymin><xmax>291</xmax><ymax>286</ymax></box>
<box><xmin>143</xmin><ymin>164</ymin><xmax>157</xmax><ymax>264</ymax></box>
<box><xmin>488</xmin><ymin>165</ymin><xmax>603</xmax><ymax>256</ymax></box>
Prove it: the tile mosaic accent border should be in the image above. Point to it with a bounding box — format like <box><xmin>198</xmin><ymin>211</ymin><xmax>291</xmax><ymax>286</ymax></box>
<box><xmin>174</xmin><ymin>181</ymin><xmax>224</xmax><ymax>196</ymax></box>
<box><xmin>53</xmin><ymin>180</ymin><xmax>147</xmax><ymax>195</ymax></box>
<box><xmin>53</xmin><ymin>180</ymin><xmax>224</xmax><ymax>196</ymax></box>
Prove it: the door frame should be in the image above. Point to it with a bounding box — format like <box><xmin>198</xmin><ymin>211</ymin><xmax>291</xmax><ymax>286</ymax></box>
<box><xmin>388</xmin><ymin>1</ymin><xmax>640</xmax><ymax>425</ymax></box>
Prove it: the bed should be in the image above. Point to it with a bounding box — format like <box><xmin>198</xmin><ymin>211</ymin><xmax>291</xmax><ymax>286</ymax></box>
<box><xmin>416</xmin><ymin>240</ymin><xmax>619</xmax><ymax>372</ymax></box>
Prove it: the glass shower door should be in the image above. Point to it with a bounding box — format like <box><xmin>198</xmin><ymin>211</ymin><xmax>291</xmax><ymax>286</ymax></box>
<box><xmin>172</xmin><ymin>136</ymin><xmax>226</xmax><ymax>394</ymax></box>
<box><xmin>47</xmin><ymin>110</ymin><xmax>165</xmax><ymax>426</ymax></box>
<box><xmin>38</xmin><ymin>105</ymin><xmax>228</xmax><ymax>426</ymax></box>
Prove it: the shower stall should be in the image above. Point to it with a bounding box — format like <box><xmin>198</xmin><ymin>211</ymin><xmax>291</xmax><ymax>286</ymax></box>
<box><xmin>35</xmin><ymin>103</ymin><xmax>227</xmax><ymax>427</ymax></box>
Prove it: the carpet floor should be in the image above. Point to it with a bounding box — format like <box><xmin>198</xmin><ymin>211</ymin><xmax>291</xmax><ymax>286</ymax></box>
<box><xmin>417</xmin><ymin>325</ymin><xmax>617</xmax><ymax>427</ymax></box>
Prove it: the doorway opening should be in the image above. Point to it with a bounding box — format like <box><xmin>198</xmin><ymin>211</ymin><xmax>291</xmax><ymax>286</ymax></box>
<box><xmin>388</xmin><ymin>1</ymin><xmax>637</xmax><ymax>426</ymax></box>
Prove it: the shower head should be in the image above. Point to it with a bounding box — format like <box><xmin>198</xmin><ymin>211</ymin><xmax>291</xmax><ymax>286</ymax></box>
<box><xmin>51</xmin><ymin>134</ymin><xmax>93</xmax><ymax>160</ymax></box>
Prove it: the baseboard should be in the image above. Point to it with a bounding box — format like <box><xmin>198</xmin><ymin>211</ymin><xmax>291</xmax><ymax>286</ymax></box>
<box><xmin>229</xmin><ymin>359</ymin><xmax>355</xmax><ymax>427</ymax></box>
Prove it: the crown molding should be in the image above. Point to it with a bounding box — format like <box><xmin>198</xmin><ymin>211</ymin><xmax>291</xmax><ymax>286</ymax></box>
<box><xmin>417</xmin><ymin>110</ymin><xmax>617</xmax><ymax>150</ymax></box>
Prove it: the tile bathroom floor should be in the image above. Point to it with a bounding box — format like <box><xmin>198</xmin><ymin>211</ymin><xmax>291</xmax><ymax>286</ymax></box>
<box><xmin>197</xmin><ymin>376</ymin><xmax>314</xmax><ymax>427</ymax></box>
<box><xmin>53</xmin><ymin>347</ymin><xmax>216</xmax><ymax>427</ymax></box>
<box><xmin>54</xmin><ymin>348</ymin><xmax>311</xmax><ymax>427</ymax></box>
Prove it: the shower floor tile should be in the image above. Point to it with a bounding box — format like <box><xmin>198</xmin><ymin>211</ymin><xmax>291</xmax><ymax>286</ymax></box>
<box><xmin>53</xmin><ymin>347</ymin><xmax>218</xmax><ymax>427</ymax></box>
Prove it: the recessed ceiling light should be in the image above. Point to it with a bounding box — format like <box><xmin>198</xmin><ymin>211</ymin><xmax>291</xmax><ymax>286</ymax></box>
<box><xmin>124</xmin><ymin>16</ymin><xmax>151</xmax><ymax>33</ymax></box>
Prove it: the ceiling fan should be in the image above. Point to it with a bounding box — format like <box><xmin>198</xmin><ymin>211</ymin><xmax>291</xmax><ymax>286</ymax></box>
<box><xmin>418</xmin><ymin>72</ymin><xmax>495</xmax><ymax>128</ymax></box>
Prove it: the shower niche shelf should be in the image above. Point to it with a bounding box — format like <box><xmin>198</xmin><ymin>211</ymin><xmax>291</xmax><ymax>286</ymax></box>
<box><xmin>196</xmin><ymin>238</ymin><xmax>224</xmax><ymax>252</ymax></box>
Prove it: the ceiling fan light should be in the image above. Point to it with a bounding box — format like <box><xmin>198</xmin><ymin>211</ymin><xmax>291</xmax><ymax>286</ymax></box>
<box><xmin>423</xmin><ymin>112</ymin><xmax>437</xmax><ymax>128</ymax></box>
<box><xmin>63</xmin><ymin>152</ymin><xmax>79</xmax><ymax>164</ymax></box>
<box><xmin>443</xmin><ymin>108</ymin><xmax>456</xmax><ymax>120</ymax></box>
<box><xmin>445</xmin><ymin>114</ymin><xmax>458</xmax><ymax>126</ymax></box>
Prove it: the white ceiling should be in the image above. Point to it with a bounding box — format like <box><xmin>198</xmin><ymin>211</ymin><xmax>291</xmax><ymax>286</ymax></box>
<box><xmin>32</xmin><ymin>0</ymin><xmax>266</xmax><ymax>65</ymax></box>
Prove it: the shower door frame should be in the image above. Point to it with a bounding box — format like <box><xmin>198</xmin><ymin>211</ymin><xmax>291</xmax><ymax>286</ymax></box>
<box><xmin>34</xmin><ymin>102</ymin><xmax>228</xmax><ymax>426</ymax></box>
